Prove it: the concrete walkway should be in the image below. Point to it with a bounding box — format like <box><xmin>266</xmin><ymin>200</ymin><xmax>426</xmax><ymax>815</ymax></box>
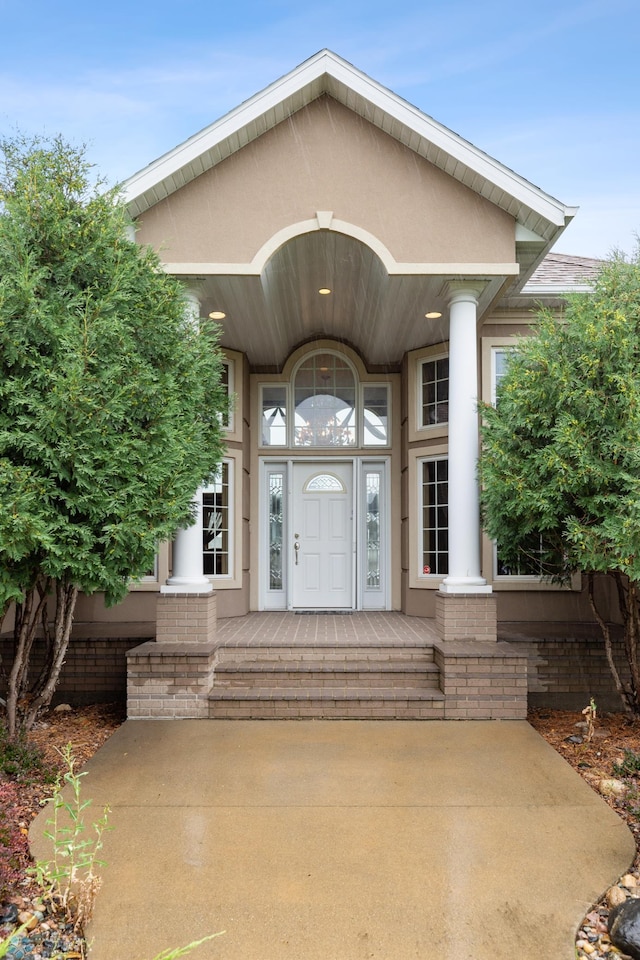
<box><xmin>32</xmin><ymin>720</ymin><xmax>635</xmax><ymax>960</ymax></box>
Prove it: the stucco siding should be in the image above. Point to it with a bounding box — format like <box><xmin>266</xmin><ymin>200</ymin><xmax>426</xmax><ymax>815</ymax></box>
<box><xmin>136</xmin><ymin>96</ymin><xmax>515</xmax><ymax>266</ymax></box>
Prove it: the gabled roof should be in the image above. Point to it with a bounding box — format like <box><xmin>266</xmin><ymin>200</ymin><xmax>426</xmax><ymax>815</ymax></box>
<box><xmin>493</xmin><ymin>252</ymin><xmax>603</xmax><ymax>312</ymax></box>
<box><xmin>525</xmin><ymin>252</ymin><xmax>603</xmax><ymax>292</ymax></box>
<box><xmin>123</xmin><ymin>49</ymin><xmax>576</xmax><ymax>247</ymax></box>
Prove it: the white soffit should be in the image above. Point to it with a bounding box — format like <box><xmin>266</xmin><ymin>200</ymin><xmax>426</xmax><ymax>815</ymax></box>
<box><xmin>123</xmin><ymin>50</ymin><xmax>577</xmax><ymax>240</ymax></box>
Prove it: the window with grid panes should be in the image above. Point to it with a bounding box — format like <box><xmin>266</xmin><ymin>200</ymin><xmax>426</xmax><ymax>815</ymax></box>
<box><xmin>421</xmin><ymin>357</ymin><xmax>449</xmax><ymax>426</ymax></box>
<box><xmin>202</xmin><ymin>462</ymin><xmax>231</xmax><ymax>576</ymax></box>
<box><xmin>420</xmin><ymin>458</ymin><xmax>448</xmax><ymax>576</ymax></box>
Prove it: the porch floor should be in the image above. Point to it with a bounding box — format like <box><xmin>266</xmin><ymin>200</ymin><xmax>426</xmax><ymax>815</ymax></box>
<box><xmin>215</xmin><ymin>610</ymin><xmax>440</xmax><ymax>647</ymax></box>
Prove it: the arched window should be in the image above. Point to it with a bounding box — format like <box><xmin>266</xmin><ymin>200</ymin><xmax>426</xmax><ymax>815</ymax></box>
<box><xmin>293</xmin><ymin>353</ymin><xmax>356</xmax><ymax>447</ymax></box>
<box><xmin>304</xmin><ymin>472</ymin><xmax>346</xmax><ymax>492</ymax></box>
<box><xmin>259</xmin><ymin>349</ymin><xmax>390</xmax><ymax>448</ymax></box>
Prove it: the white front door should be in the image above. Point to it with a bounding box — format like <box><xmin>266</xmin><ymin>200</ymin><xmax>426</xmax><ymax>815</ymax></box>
<box><xmin>291</xmin><ymin>461</ymin><xmax>353</xmax><ymax>609</ymax></box>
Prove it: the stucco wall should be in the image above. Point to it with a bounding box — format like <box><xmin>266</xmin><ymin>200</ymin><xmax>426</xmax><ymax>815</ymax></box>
<box><xmin>136</xmin><ymin>96</ymin><xmax>515</xmax><ymax>266</ymax></box>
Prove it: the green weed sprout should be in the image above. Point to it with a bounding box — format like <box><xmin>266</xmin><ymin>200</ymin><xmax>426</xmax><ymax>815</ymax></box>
<box><xmin>29</xmin><ymin>743</ymin><xmax>111</xmax><ymax>931</ymax></box>
<box><xmin>145</xmin><ymin>932</ymin><xmax>226</xmax><ymax>960</ymax></box>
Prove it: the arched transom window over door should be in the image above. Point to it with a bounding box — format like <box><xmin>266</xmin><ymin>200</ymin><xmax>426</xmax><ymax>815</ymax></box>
<box><xmin>260</xmin><ymin>349</ymin><xmax>390</xmax><ymax>448</ymax></box>
<box><xmin>294</xmin><ymin>353</ymin><xmax>356</xmax><ymax>447</ymax></box>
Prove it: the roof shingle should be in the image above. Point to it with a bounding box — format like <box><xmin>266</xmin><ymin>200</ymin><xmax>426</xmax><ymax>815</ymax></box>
<box><xmin>526</xmin><ymin>251</ymin><xmax>603</xmax><ymax>288</ymax></box>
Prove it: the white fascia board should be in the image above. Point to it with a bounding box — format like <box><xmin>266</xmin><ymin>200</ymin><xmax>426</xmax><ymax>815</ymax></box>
<box><xmin>123</xmin><ymin>48</ymin><xmax>576</xmax><ymax>229</ymax></box>
<box><xmin>520</xmin><ymin>283</ymin><xmax>593</xmax><ymax>295</ymax></box>
<box><xmin>162</xmin><ymin>261</ymin><xmax>520</xmax><ymax>278</ymax></box>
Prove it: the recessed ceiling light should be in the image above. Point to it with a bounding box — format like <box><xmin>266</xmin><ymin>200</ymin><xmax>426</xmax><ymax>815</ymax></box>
<box><xmin>425</xmin><ymin>311</ymin><xmax>442</xmax><ymax>319</ymax></box>
<box><xmin>318</xmin><ymin>288</ymin><xmax>331</xmax><ymax>295</ymax></box>
<box><xmin>209</xmin><ymin>311</ymin><xmax>226</xmax><ymax>320</ymax></box>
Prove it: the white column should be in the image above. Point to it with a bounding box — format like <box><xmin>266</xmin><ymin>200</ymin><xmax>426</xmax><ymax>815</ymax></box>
<box><xmin>162</xmin><ymin>489</ymin><xmax>212</xmax><ymax>594</ymax></box>
<box><xmin>184</xmin><ymin>290</ymin><xmax>200</xmax><ymax>325</ymax></box>
<box><xmin>162</xmin><ymin>289</ymin><xmax>212</xmax><ymax>595</ymax></box>
<box><xmin>440</xmin><ymin>285</ymin><xmax>491</xmax><ymax>594</ymax></box>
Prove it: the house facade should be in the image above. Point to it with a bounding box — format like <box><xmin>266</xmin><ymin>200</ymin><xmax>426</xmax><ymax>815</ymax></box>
<box><xmin>20</xmin><ymin>51</ymin><xmax>621</xmax><ymax>717</ymax></box>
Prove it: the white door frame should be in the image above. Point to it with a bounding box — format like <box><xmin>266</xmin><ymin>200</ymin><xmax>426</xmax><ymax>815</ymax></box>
<box><xmin>258</xmin><ymin>456</ymin><xmax>391</xmax><ymax>611</ymax></box>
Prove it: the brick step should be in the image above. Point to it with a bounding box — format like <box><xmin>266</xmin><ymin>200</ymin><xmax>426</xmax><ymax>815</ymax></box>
<box><xmin>215</xmin><ymin>645</ymin><xmax>435</xmax><ymax>664</ymax></box>
<box><xmin>209</xmin><ymin>642</ymin><xmax>444</xmax><ymax>719</ymax></box>
<box><xmin>215</xmin><ymin>668</ymin><xmax>440</xmax><ymax>689</ymax></box>
<box><xmin>214</xmin><ymin>656</ymin><xmax>439</xmax><ymax>673</ymax></box>
<box><xmin>208</xmin><ymin>685</ymin><xmax>446</xmax><ymax>719</ymax></box>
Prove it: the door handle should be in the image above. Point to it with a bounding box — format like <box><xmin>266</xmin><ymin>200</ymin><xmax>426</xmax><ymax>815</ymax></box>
<box><xmin>294</xmin><ymin>540</ymin><xmax>300</xmax><ymax>565</ymax></box>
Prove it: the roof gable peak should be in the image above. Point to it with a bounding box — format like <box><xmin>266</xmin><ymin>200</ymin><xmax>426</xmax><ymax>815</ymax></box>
<box><xmin>123</xmin><ymin>50</ymin><xmax>576</xmax><ymax>247</ymax></box>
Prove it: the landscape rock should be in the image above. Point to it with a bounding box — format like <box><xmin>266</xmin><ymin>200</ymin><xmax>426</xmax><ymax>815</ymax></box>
<box><xmin>598</xmin><ymin>777</ymin><xmax>628</xmax><ymax>797</ymax></box>
<box><xmin>609</xmin><ymin>898</ymin><xmax>640</xmax><ymax>959</ymax></box>
<box><xmin>5</xmin><ymin>934</ymin><xmax>34</xmax><ymax>958</ymax></box>
<box><xmin>0</xmin><ymin>903</ymin><xmax>19</xmax><ymax>924</ymax></box>
<box><xmin>607</xmin><ymin>884</ymin><xmax>629</xmax><ymax>908</ymax></box>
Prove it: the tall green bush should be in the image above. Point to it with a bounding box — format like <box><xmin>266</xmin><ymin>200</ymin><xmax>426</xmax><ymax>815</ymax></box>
<box><xmin>0</xmin><ymin>136</ymin><xmax>228</xmax><ymax>736</ymax></box>
<box><xmin>480</xmin><ymin>249</ymin><xmax>640</xmax><ymax>712</ymax></box>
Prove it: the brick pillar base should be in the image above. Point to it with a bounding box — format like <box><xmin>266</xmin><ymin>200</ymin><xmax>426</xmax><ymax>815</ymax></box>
<box><xmin>434</xmin><ymin>592</ymin><xmax>527</xmax><ymax>719</ymax></box>
<box><xmin>156</xmin><ymin>591</ymin><xmax>217</xmax><ymax>644</ymax></box>
<box><xmin>126</xmin><ymin>641</ymin><xmax>216</xmax><ymax>718</ymax></box>
<box><xmin>434</xmin><ymin>641</ymin><xmax>528</xmax><ymax>719</ymax></box>
<box><xmin>126</xmin><ymin>590</ymin><xmax>218</xmax><ymax>718</ymax></box>
<box><xmin>435</xmin><ymin>590</ymin><xmax>497</xmax><ymax>643</ymax></box>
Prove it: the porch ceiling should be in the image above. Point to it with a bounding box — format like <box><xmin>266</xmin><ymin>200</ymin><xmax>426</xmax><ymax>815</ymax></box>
<box><xmin>190</xmin><ymin>231</ymin><xmax>514</xmax><ymax>369</ymax></box>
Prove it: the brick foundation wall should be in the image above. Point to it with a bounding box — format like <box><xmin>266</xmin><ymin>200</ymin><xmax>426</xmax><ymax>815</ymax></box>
<box><xmin>501</xmin><ymin>628</ymin><xmax>630</xmax><ymax>711</ymax></box>
<box><xmin>0</xmin><ymin>636</ymin><xmax>147</xmax><ymax>705</ymax></box>
<box><xmin>0</xmin><ymin>625</ymin><xmax>632</xmax><ymax>714</ymax></box>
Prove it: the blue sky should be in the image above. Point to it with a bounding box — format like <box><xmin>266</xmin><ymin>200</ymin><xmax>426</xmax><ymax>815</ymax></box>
<box><xmin>1</xmin><ymin>0</ymin><xmax>638</xmax><ymax>258</ymax></box>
